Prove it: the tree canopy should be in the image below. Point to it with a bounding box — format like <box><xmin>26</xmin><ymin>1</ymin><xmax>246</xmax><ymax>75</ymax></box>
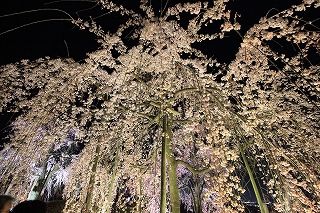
<box><xmin>0</xmin><ymin>0</ymin><xmax>319</xmax><ymax>212</ymax></box>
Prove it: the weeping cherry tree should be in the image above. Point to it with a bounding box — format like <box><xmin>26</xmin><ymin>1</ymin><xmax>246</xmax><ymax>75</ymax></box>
<box><xmin>0</xmin><ymin>0</ymin><xmax>319</xmax><ymax>212</ymax></box>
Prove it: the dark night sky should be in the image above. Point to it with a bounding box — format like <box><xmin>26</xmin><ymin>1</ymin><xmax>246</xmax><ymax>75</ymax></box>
<box><xmin>0</xmin><ymin>0</ymin><xmax>99</xmax><ymax>65</ymax></box>
<box><xmin>0</xmin><ymin>0</ymin><xmax>310</xmax><ymax>65</ymax></box>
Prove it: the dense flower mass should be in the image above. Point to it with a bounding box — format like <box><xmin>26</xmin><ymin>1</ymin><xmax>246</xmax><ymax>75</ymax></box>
<box><xmin>0</xmin><ymin>0</ymin><xmax>319</xmax><ymax>213</ymax></box>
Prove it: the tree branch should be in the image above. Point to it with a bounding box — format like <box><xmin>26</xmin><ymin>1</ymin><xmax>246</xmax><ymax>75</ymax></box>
<box><xmin>176</xmin><ymin>160</ymin><xmax>211</xmax><ymax>175</ymax></box>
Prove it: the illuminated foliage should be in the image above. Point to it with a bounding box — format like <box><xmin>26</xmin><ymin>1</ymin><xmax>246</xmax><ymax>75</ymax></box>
<box><xmin>0</xmin><ymin>1</ymin><xmax>319</xmax><ymax>212</ymax></box>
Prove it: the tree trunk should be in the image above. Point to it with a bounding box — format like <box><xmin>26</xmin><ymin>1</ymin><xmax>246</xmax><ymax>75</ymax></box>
<box><xmin>83</xmin><ymin>139</ymin><xmax>101</xmax><ymax>213</ymax></box>
<box><xmin>105</xmin><ymin>138</ymin><xmax>121</xmax><ymax>213</ymax></box>
<box><xmin>160</xmin><ymin>113</ymin><xmax>168</xmax><ymax>213</ymax></box>
<box><xmin>161</xmin><ymin>112</ymin><xmax>181</xmax><ymax>213</ymax></box>
<box><xmin>28</xmin><ymin>155</ymin><xmax>58</xmax><ymax>200</ymax></box>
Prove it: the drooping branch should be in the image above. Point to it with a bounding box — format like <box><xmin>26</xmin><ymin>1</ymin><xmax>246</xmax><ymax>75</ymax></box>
<box><xmin>240</xmin><ymin>145</ymin><xmax>269</xmax><ymax>213</ymax></box>
<box><xmin>176</xmin><ymin>160</ymin><xmax>210</xmax><ymax>175</ymax></box>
